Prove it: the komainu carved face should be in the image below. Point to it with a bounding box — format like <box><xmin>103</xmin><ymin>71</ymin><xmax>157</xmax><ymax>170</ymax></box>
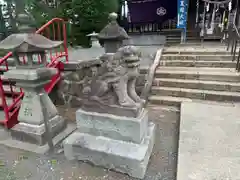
<box><xmin>114</xmin><ymin>45</ymin><xmax>141</xmax><ymax>65</ymax></box>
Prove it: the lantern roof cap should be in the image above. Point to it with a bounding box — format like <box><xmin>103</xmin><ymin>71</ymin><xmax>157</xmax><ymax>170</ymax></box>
<box><xmin>0</xmin><ymin>33</ymin><xmax>62</xmax><ymax>52</ymax></box>
<box><xmin>17</xmin><ymin>13</ymin><xmax>36</xmax><ymax>33</ymax></box>
<box><xmin>87</xmin><ymin>31</ymin><xmax>99</xmax><ymax>37</ymax></box>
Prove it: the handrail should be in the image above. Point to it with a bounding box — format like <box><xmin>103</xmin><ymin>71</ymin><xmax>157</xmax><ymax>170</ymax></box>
<box><xmin>141</xmin><ymin>48</ymin><xmax>163</xmax><ymax>103</ymax></box>
<box><xmin>36</xmin><ymin>18</ymin><xmax>69</xmax><ymax>62</ymax></box>
<box><xmin>36</xmin><ymin>18</ymin><xmax>65</xmax><ymax>33</ymax></box>
<box><xmin>0</xmin><ymin>52</ymin><xmax>12</xmax><ymax>65</ymax></box>
<box><xmin>233</xmin><ymin>23</ymin><xmax>240</xmax><ymax>39</ymax></box>
<box><xmin>232</xmin><ymin>0</ymin><xmax>240</xmax><ymax>37</ymax></box>
<box><xmin>229</xmin><ymin>2</ymin><xmax>240</xmax><ymax>71</ymax></box>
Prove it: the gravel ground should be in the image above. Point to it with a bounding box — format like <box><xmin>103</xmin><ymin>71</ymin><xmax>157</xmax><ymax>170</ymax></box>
<box><xmin>0</xmin><ymin>105</ymin><xmax>179</xmax><ymax>180</ymax></box>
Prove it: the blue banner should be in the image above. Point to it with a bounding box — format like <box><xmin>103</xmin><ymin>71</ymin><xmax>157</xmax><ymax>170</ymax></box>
<box><xmin>177</xmin><ymin>0</ymin><xmax>188</xmax><ymax>29</ymax></box>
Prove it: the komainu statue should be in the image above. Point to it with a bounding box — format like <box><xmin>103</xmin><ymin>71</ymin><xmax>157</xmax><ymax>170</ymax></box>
<box><xmin>59</xmin><ymin>13</ymin><xmax>145</xmax><ymax>118</ymax></box>
<box><xmin>73</xmin><ymin>45</ymin><xmax>145</xmax><ymax>118</ymax></box>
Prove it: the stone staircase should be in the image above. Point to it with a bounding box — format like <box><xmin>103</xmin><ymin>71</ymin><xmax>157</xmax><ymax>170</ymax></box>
<box><xmin>160</xmin><ymin>29</ymin><xmax>223</xmax><ymax>45</ymax></box>
<box><xmin>161</xmin><ymin>29</ymin><xmax>201</xmax><ymax>45</ymax></box>
<box><xmin>149</xmin><ymin>46</ymin><xmax>240</xmax><ymax>106</ymax></box>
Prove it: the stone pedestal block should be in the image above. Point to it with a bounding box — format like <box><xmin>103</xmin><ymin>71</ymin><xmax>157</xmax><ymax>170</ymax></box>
<box><xmin>63</xmin><ymin>109</ymin><xmax>155</xmax><ymax>179</ymax></box>
<box><xmin>76</xmin><ymin>109</ymin><xmax>148</xmax><ymax>143</ymax></box>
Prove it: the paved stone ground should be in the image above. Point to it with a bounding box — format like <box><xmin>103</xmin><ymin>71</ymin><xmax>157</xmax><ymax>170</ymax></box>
<box><xmin>0</xmin><ymin>105</ymin><xmax>179</xmax><ymax>180</ymax></box>
<box><xmin>178</xmin><ymin>101</ymin><xmax>240</xmax><ymax>180</ymax></box>
<box><xmin>67</xmin><ymin>46</ymin><xmax>162</xmax><ymax>68</ymax></box>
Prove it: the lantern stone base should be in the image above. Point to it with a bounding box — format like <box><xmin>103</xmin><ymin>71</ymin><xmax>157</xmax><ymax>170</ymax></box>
<box><xmin>63</xmin><ymin>109</ymin><xmax>155</xmax><ymax>179</ymax></box>
<box><xmin>1</xmin><ymin>68</ymin><xmax>76</xmax><ymax>153</ymax></box>
<box><xmin>10</xmin><ymin>115</ymin><xmax>66</xmax><ymax>145</ymax></box>
<box><xmin>0</xmin><ymin>123</ymin><xmax>76</xmax><ymax>154</ymax></box>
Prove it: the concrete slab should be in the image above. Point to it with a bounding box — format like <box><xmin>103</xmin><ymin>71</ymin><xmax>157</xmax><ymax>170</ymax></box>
<box><xmin>67</xmin><ymin>45</ymin><xmax>160</xmax><ymax>69</ymax></box>
<box><xmin>124</xmin><ymin>34</ymin><xmax>166</xmax><ymax>46</ymax></box>
<box><xmin>68</xmin><ymin>47</ymin><xmax>104</xmax><ymax>62</ymax></box>
<box><xmin>0</xmin><ymin>123</ymin><xmax>76</xmax><ymax>154</ymax></box>
<box><xmin>177</xmin><ymin>101</ymin><xmax>240</xmax><ymax>180</ymax></box>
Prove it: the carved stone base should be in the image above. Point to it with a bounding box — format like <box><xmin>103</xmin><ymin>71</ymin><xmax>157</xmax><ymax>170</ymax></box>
<box><xmin>64</xmin><ymin>122</ymin><xmax>155</xmax><ymax>179</ymax></box>
<box><xmin>76</xmin><ymin>108</ymin><xmax>148</xmax><ymax>144</ymax></box>
<box><xmin>10</xmin><ymin>115</ymin><xmax>66</xmax><ymax>145</ymax></box>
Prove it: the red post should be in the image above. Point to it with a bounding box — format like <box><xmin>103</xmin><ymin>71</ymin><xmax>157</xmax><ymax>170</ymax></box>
<box><xmin>63</xmin><ymin>21</ymin><xmax>69</xmax><ymax>62</ymax></box>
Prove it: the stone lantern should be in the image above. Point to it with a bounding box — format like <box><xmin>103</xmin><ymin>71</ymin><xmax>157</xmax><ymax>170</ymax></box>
<box><xmin>87</xmin><ymin>31</ymin><xmax>101</xmax><ymax>48</ymax></box>
<box><xmin>98</xmin><ymin>12</ymin><xmax>130</xmax><ymax>53</ymax></box>
<box><xmin>0</xmin><ymin>11</ymin><xmax>74</xmax><ymax>151</ymax></box>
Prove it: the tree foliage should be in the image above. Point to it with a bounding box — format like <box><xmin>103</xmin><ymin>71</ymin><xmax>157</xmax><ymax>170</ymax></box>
<box><xmin>25</xmin><ymin>0</ymin><xmax>58</xmax><ymax>25</ymax></box>
<box><xmin>0</xmin><ymin>4</ymin><xmax>7</xmax><ymax>38</ymax></box>
<box><xmin>0</xmin><ymin>0</ymin><xmax>119</xmax><ymax>46</ymax></box>
<box><xmin>2</xmin><ymin>0</ymin><xmax>17</xmax><ymax>33</ymax></box>
<box><xmin>26</xmin><ymin>0</ymin><xmax>119</xmax><ymax>46</ymax></box>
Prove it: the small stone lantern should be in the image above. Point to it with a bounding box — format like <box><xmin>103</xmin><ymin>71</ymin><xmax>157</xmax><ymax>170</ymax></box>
<box><xmin>0</xmin><ymin>11</ymin><xmax>73</xmax><ymax>149</ymax></box>
<box><xmin>87</xmin><ymin>31</ymin><xmax>101</xmax><ymax>48</ymax></box>
<box><xmin>98</xmin><ymin>12</ymin><xmax>130</xmax><ymax>53</ymax></box>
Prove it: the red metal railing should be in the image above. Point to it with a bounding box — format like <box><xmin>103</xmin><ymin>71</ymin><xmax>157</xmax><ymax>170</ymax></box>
<box><xmin>0</xmin><ymin>18</ymin><xmax>68</xmax><ymax>128</ymax></box>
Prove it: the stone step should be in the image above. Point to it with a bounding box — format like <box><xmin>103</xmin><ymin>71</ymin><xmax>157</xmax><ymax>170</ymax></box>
<box><xmin>148</xmin><ymin>95</ymin><xmax>236</xmax><ymax>106</ymax></box>
<box><xmin>166</xmin><ymin>36</ymin><xmax>200</xmax><ymax>40</ymax></box>
<box><xmin>166</xmin><ymin>35</ymin><xmax>199</xmax><ymax>39</ymax></box>
<box><xmin>160</xmin><ymin>60</ymin><xmax>235</xmax><ymax>68</ymax></box>
<box><xmin>165</xmin><ymin>40</ymin><xmax>201</xmax><ymax>45</ymax></box>
<box><xmin>166</xmin><ymin>43</ymin><xmax>228</xmax><ymax>48</ymax></box>
<box><xmin>151</xmin><ymin>86</ymin><xmax>240</xmax><ymax>102</ymax></box>
<box><xmin>160</xmin><ymin>29</ymin><xmax>198</xmax><ymax>33</ymax></box>
<box><xmin>163</xmin><ymin>50</ymin><xmax>232</xmax><ymax>55</ymax></box>
<box><xmin>164</xmin><ymin>47</ymin><xmax>230</xmax><ymax>54</ymax></box>
<box><xmin>163</xmin><ymin>51</ymin><xmax>231</xmax><ymax>55</ymax></box>
<box><xmin>155</xmin><ymin>68</ymin><xmax>240</xmax><ymax>82</ymax></box>
<box><xmin>165</xmin><ymin>41</ymin><xmax>181</xmax><ymax>45</ymax></box>
<box><xmin>161</xmin><ymin>54</ymin><xmax>233</xmax><ymax>61</ymax></box>
<box><xmin>160</xmin><ymin>31</ymin><xmax>200</xmax><ymax>37</ymax></box>
<box><xmin>148</xmin><ymin>104</ymin><xmax>180</xmax><ymax>112</ymax></box>
<box><xmin>149</xmin><ymin>95</ymin><xmax>192</xmax><ymax>106</ymax></box>
<box><xmin>165</xmin><ymin>41</ymin><xmax>208</xmax><ymax>46</ymax></box>
<box><xmin>157</xmin><ymin>66</ymin><xmax>236</xmax><ymax>72</ymax></box>
<box><xmin>154</xmin><ymin>78</ymin><xmax>240</xmax><ymax>92</ymax></box>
